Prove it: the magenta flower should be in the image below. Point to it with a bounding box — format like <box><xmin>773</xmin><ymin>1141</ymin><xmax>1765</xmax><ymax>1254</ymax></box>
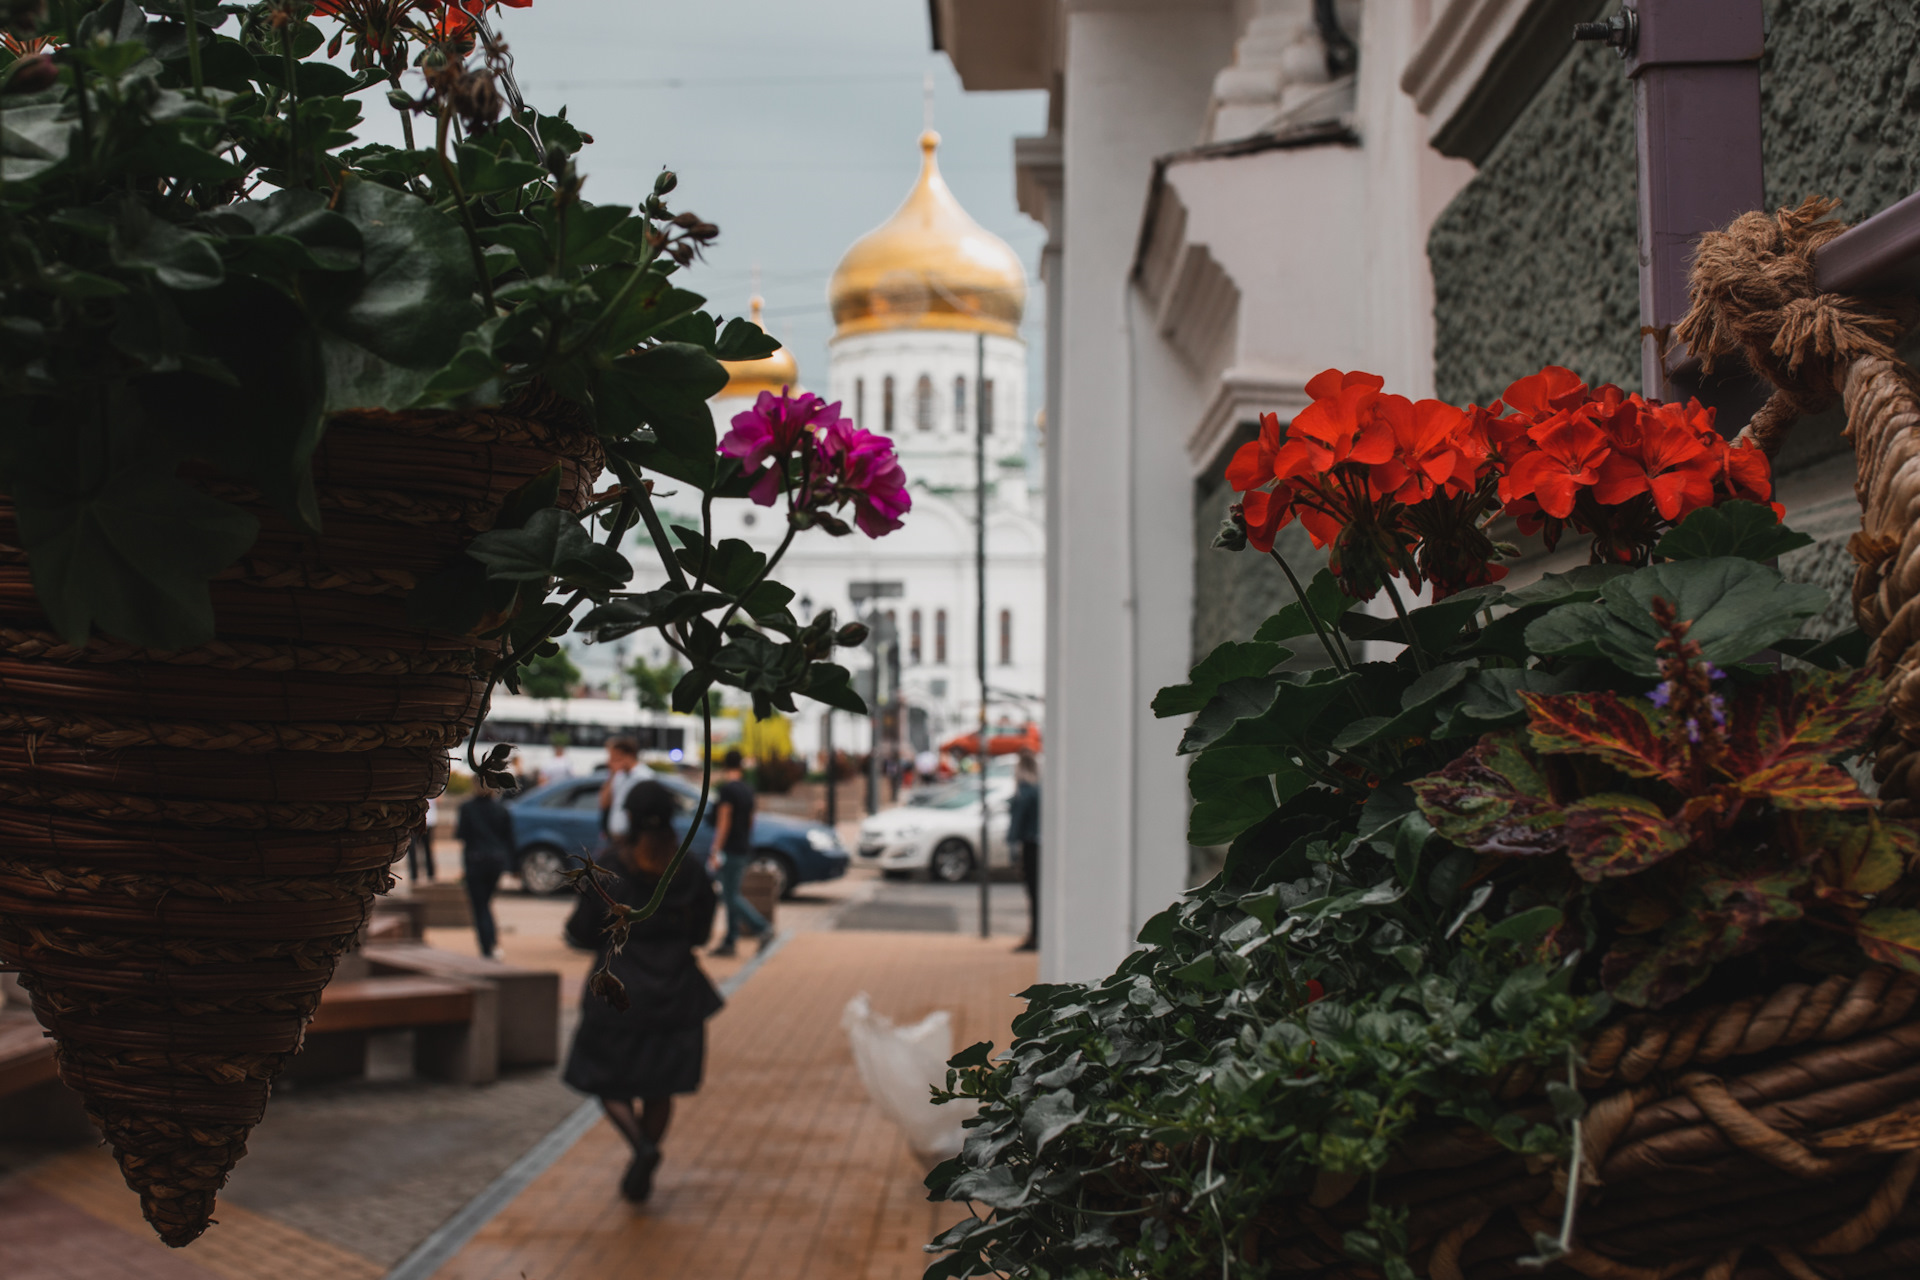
<box><xmin>807</xmin><ymin>421</ymin><xmax>911</xmax><ymax>538</ymax></box>
<box><xmin>718</xmin><ymin>388</ymin><xmax>847</xmax><ymax>507</ymax></box>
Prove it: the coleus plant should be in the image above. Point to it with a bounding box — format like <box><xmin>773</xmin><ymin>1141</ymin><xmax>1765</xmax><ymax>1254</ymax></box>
<box><xmin>920</xmin><ymin>369</ymin><xmax>1908</xmax><ymax>1280</ymax></box>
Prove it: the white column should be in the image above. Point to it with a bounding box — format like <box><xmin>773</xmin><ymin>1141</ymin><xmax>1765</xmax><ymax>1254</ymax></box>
<box><xmin>1042</xmin><ymin>0</ymin><xmax>1236</xmax><ymax>984</ymax></box>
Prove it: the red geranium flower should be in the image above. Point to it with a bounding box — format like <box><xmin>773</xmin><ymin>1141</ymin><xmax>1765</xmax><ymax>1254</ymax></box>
<box><xmin>1592</xmin><ymin>399</ymin><xmax>1718</xmax><ymax>521</ymax></box>
<box><xmin>1502</xmin><ymin>410</ymin><xmax>1611</xmax><ymax>519</ymax></box>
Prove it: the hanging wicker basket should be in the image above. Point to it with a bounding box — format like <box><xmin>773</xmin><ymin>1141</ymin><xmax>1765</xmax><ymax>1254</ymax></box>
<box><xmin>0</xmin><ymin>391</ymin><xmax>600</xmax><ymax>1246</ymax></box>
<box><xmin>1252</xmin><ymin>969</ymin><xmax>1920</xmax><ymax>1279</ymax></box>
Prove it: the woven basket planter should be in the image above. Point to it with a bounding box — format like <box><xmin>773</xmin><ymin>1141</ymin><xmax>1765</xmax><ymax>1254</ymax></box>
<box><xmin>0</xmin><ymin>394</ymin><xmax>600</xmax><ymax>1246</ymax></box>
<box><xmin>1249</xmin><ymin>970</ymin><xmax>1920</xmax><ymax>1279</ymax></box>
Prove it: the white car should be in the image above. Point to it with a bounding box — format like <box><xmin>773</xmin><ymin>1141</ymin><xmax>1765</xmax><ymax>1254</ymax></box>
<box><xmin>857</xmin><ymin>775</ymin><xmax>1017</xmax><ymax>881</ymax></box>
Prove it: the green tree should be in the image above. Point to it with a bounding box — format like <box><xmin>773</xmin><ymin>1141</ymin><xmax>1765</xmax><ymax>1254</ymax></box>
<box><xmin>629</xmin><ymin>655</ymin><xmax>683</xmax><ymax>711</ymax></box>
<box><xmin>518</xmin><ymin>649</ymin><xmax>582</xmax><ymax>700</ymax></box>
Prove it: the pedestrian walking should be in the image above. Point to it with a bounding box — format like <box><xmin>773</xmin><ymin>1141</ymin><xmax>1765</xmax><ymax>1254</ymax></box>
<box><xmin>1009</xmin><ymin>751</ymin><xmax>1041</xmax><ymax>952</ymax></box>
<box><xmin>406</xmin><ymin>797</ymin><xmax>438</xmax><ymax>884</ymax></box>
<box><xmin>454</xmin><ymin>786</ymin><xmax>514</xmax><ymax>959</ymax></box>
<box><xmin>707</xmin><ymin>750</ymin><xmax>770</xmax><ymax>957</ymax></box>
<box><xmin>563</xmin><ymin>779</ymin><xmax>722</xmax><ymax>1203</ymax></box>
<box><xmin>599</xmin><ymin>737</ymin><xmax>643</xmax><ymax>844</ymax></box>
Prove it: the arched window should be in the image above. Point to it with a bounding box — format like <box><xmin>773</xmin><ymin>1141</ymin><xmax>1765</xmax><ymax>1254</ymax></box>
<box><xmin>909</xmin><ymin>609</ymin><xmax>923</xmax><ymax>664</ymax></box>
<box><xmin>914</xmin><ymin>374</ymin><xmax>934</xmax><ymax>431</ymax></box>
<box><xmin>934</xmin><ymin>609</ymin><xmax>948</xmax><ymax>665</ymax></box>
<box><xmin>953</xmin><ymin>376</ymin><xmax>967</xmax><ymax>431</ymax></box>
<box><xmin>980</xmin><ymin>378</ymin><xmax>996</xmax><ymax>435</ymax></box>
<box><xmin>854</xmin><ymin>377</ymin><xmax>865</xmax><ymax>428</ymax></box>
<box><xmin>999</xmin><ymin>608</ymin><xmax>1012</xmax><ymax>666</ymax></box>
<box><xmin>882</xmin><ymin>375</ymin><xmax>895</xmax><ymax>433</ymax></box>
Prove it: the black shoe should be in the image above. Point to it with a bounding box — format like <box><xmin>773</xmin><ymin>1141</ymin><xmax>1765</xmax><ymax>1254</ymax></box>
<box><xmin>621</xmin><ymin>1140</ymin><xmax>662</xmax><ymax>1202</ymax></box>
<box><xmin>1014</xmin><ymin>938</ymin><xmax>1037</xmax><ymax>953</ymax></box>
<box><xmin>756</xmin><ymin>929</ymin><xmax>778</xmax><ymax>956</ymax></box>
<box><xmin>709</xmin><ymin>941</ymin><xmax>738</xmax><ymax>958</ymax></box>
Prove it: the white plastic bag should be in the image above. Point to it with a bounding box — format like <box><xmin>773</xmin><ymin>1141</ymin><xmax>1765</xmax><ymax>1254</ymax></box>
<box><xmin>842</xmin><ymin>992</ymin><xmax>979</xmax><ymax>1164</ymax></box>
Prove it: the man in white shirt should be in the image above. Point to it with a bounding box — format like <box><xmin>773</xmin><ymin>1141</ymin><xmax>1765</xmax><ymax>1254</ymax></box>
<box><xmin>599</xmin><ymin>738</ymin><xmax>642</xmax><ymax>843</ymax></box>
<box><xmin>542</xmin><ymin>743</ymin><xmax>577</xmax><ymax>785</ymax></box>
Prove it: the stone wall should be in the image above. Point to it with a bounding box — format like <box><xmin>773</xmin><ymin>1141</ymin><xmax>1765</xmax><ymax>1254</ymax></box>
<box><xmin>1429</xmin><ymin>0</ymin><xmax>1920</xmax><ymax>409</ymax></box>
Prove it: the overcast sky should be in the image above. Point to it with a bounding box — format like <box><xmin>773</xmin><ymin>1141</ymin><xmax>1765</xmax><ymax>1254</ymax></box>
<box><xmin>443</xmin><ymin>0</ymin><xmax>1050</xmax><ymax>421</ymax></box>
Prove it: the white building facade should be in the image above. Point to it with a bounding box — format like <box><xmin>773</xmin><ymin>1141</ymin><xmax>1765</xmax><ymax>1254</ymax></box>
<box><xmin>932</xmin><ymin>0</ymin><xmax>1475</xmax><ymax>983</ymax></box>
<box><xmin>697</xmin><ymin>132</ymin><xmax>1048</xmax><ymax>764</ymax></box>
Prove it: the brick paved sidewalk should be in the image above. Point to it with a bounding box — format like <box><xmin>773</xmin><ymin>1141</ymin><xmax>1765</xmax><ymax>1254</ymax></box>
<box><xmin>432</xmin><ymin>930</ymin><xmax>1036</xmax><ymax>1280</ymax></box>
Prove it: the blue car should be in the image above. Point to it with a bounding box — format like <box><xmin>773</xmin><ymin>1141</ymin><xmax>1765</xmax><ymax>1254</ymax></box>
<box><xmin>503</xmin><ymin>770</ymin><xmax>849</xmax><ymax>899</ymax></box>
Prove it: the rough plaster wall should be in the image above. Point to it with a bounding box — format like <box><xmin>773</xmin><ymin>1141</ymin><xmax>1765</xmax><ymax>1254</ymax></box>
<box><xmin>1429</xmin><ymin>0</ymin><xmax>1920</xmax><ymax>409</ymax></box>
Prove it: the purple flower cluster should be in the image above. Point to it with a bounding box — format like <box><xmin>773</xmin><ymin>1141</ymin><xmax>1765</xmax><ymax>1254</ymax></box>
<box><xmin>718</xmin><ymin>388</ymin><xmax>911</xmax><ymax>538</ymax></box>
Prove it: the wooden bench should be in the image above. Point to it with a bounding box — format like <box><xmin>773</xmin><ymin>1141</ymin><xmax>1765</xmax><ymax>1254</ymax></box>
<box><xmin>292</xmin><ymin>974</ymin><xmax>499</xmax><ymax>1085</ymax></box>
<box><xmin>0</xmin><ymin>1004</ymin><xmax>95</xmax><ymax>1143</ymax></box>
<box><xmin>0</xmin><ymin>1008</ymin><xmax>56</xmax><ymax>1098</ymax></box>
<box><xmin>362</xmin><ymin>943</ymin><xmax>559</xmax><ymax>1068</ymax></box>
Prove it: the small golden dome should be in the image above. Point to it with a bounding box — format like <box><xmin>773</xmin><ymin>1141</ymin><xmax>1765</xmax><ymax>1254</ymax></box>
<box><xmin>716</xmin><ymin>296</ymin><xmax>800</xmax><ymax>399</ymax></box>
<box><xmin>829</xmin><ymin>131</ymin><xmax>1026</xmax><ymax>339</ymax></box>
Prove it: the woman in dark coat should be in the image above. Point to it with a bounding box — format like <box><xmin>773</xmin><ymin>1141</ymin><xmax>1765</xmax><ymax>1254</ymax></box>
<box><xmin>562</xmin><ymin>779</ymin><xmax>722</xmax><ymax>1202</ymax></box>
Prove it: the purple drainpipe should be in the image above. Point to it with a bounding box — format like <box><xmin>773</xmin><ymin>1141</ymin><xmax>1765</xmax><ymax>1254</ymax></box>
<box><xmin>1580</xmin><ymin>0</ymin><xmax>1766</xmax><ymax>409</ymax></box>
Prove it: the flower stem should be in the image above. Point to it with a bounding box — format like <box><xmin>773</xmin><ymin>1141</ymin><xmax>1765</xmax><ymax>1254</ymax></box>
<box><xmin>714</xmin><ymin>522</ymin><xmax>797</xmax><ymax>635</ymax></box>
<box><xmin>180</xmin><ymin>0</ymin><xmax>205</xmax><ymax>99</ymax></box>
<box><xmin>1269</xmin><ymin>550</ymin><xmax>1351</xmax><ymax>672</ymax></box>
<box><xmin>433</xmin><ymin>103</ymin><xmax>497</xmax><ymax>311</ymax></box>
<box><xmin>280</xmin><ymin>22</ymin><xmax>302</xmax><ymax>185</ymax></box>
<box><xmin>622</xmin><ymin>698</ymin><xmax>714</xmax><ymax>925</ymax></box>
<box><xmin>1381</xmin><ymin>576</ymin><xmax>1429</xmax><ymax>673</ymax></box>
<box><xmin>631</xmin><ymin>479</ymin><xmax>689</xmax><ymax>592</ymax></box>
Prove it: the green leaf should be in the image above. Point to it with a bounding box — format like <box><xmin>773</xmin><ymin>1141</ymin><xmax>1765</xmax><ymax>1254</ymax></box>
<box><xmin>1524</xmin><ymin>691</ymin><xmax>1683</xmax><ymax>786</ymax></box>
<box><xmin>1859</xmin><ymin>910</ymin><xmax>1920</xmax><ymax>974</ymax></box>
<box><xmin>1338</xmin><ymin>585</ymin><xmax>1504</xmax><ymax>654</ymax></box>
<box><xmin>1253</xmin><ymin>568</ymin><xmax>1354</xmax><ymax>644</ymax></box>
<box><xmin>1154</xmin><ymin>641</ymin><xmax>1291</xmax><ymax>717</ymax></box>
<box><xmin>216</xmin><ymin>188</ymin><xmax>363</xmax><ymax>276</ymax></box>
<box><xmin>468</xmin><ymin>508</ymin><xmax>624</xmax><ymax>586</ymax></box>
<box><xmin>1773</xmin><ymin>630</ymin><xmax>1871</xmax><ymax>670</ymax></box>
<box><xmin>600</xmin><ymin>344</ymin><xmax>730</xmax><ymax>476</ymax></box>
<box><xmin>1187</xmin><ymin>770</ymin><xmax>1308</xmax><ymax>847</ymax></box>
<box><xmin>714</xmin><ymin>315</ymin><xmax>782</xmax><ymax>361</ymax></box>
<box><xmin>1656</xmin><ymin>501</ymin><xmax>1813</xmax><ymax>563</ymax></box>
<box><xmin>1485</xmin><ymin>906</ymin><xmax>1563</xmax><ymax>947</ymax></box>
<box><xmin>310</xmin><ymin>180</ymin><xmax>484</xmax><ymax>370</ymax></box>
<box><xmin>1723</xmin><ymin>671</ymin><xmax>1882</xmax><ymax>811</ymax></box>
<box><xmin>801</xmin><ymin>662</ymin><xmax>867</xmax><ymax>714</ymax></box>
<box><xmin>111</xmin><ymin>201</ymin><xmax>224</xmax><ymax>290</ymax></box>
<box><xmin>454</xmin><ymin>140</ymin><xmax>547</xmax><ymax>197</ymax></box>
<box><xmin>12</xmin><ymin>464</ymin><xmax>258</xmax><ymax>647</ymax></box>
<box><xmin>1526</xmin><ymin>558</ymin><xmax>1828</xmax><ymax>678</ymax></box>
<box><xmin>1810</xmin><ymin>813</ymin><xmax>1914</xmax><ymax>906</ymax></box>
<box><xmin>151</xmin><ymin>277</ymin><xmax>329</xmax><ymax>529</ymax></box>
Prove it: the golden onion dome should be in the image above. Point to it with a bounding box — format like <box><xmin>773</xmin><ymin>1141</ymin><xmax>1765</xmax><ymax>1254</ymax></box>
<box><xmin>829</xmin><ymin>131</ymin><xmax>1027</xmax><ymax>340</ymax></box>
<box><xmin>716</xmin><ymin>296</ymin><xmax>800</xmax><ymax>399</ymax></box>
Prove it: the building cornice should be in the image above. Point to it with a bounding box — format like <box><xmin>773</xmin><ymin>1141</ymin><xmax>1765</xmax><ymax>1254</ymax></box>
<box><xmin>1186</xmin><ymin>366</ymin><xmax>1312</xmax><ymax>476</ymax></box>
<box><xmin>1399</xmin><ymin>0</ymin><xmax>1609</xmax><ymax>163</ymax></box>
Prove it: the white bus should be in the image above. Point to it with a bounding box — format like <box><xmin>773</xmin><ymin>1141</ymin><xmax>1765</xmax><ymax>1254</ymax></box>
<box><xmin>471</xmin><ymin>694</ymin><xmax>706</xmax><ymax>778</ymax></box>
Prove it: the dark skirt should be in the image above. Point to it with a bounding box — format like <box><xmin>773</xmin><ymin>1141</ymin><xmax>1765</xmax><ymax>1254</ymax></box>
<box><xmin>563</xmin><ymin>1018</ymin><xmax>707</xmax><ymax>1099</ymax></box>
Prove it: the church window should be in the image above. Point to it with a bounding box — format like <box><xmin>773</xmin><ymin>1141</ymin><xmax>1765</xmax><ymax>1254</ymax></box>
<box><xmin>914</xmin><ymin>374</ymin><xmax>934</xmax><ymax>431</ymax></box>
<box><xmin>854</xmin><ymin>378</ymin><xmax>865</xmax><ymax>428</ymax></box>
<box><xmin>934</xmin><ymin>609</ymin><xmax>947</xmax><ymax>665</ymax></box>
<box><xmin>883</xmin><ymin>376</ymin><xmax>895</xmax><ymax>433</ymax></box>
<box><xmin>980</xmin><ymin>379</ymin><xmax>996</xmax><ymax>434</ymax></box>
<box><xmin>953</xmin><ymin>376</ymin><xmax>967</xmax><ymax>430</ymax></box>
<box><xmin>999</xmin><ymin>609</ymin><xmax>1012</xmax><ymax>666</ymax></box>
<box><xmin>910</xmin><ymin>609</ymin><xmax>922</xmax><ymax>664</ymax></box>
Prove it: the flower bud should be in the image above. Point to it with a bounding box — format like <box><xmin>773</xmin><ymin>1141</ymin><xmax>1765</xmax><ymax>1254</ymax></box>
<box><xmin>835</xmin><ymin>621</ymin><xmax>870</xmax><ymax>648</ymax></box>
<box><xmin>653</xmin><ymin>168</ymin><xmax>677</xmax><ymax>195</ymax></box>
<box><xmin>2</xmin><ymin>51</ymin><xmax>56</xmax><ymax>95</ymax></box>
<box><xmin>386</xmin><ymin>87</ymin><xmax>414</xmax><ymax>110</ymax></box>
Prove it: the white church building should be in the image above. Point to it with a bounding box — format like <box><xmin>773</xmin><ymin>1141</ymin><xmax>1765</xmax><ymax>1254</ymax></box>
<box><xmin>698</xmin><ymin>130</ymin><xmax>1047</xmax><ymax>763</ymax></box>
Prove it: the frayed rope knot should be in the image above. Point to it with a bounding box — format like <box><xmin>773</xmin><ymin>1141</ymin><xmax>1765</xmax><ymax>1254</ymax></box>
<box><xmin>1676</xmin><ymin>196</ymin><xmax>1910</xmax><ymax>454</ymax></box>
